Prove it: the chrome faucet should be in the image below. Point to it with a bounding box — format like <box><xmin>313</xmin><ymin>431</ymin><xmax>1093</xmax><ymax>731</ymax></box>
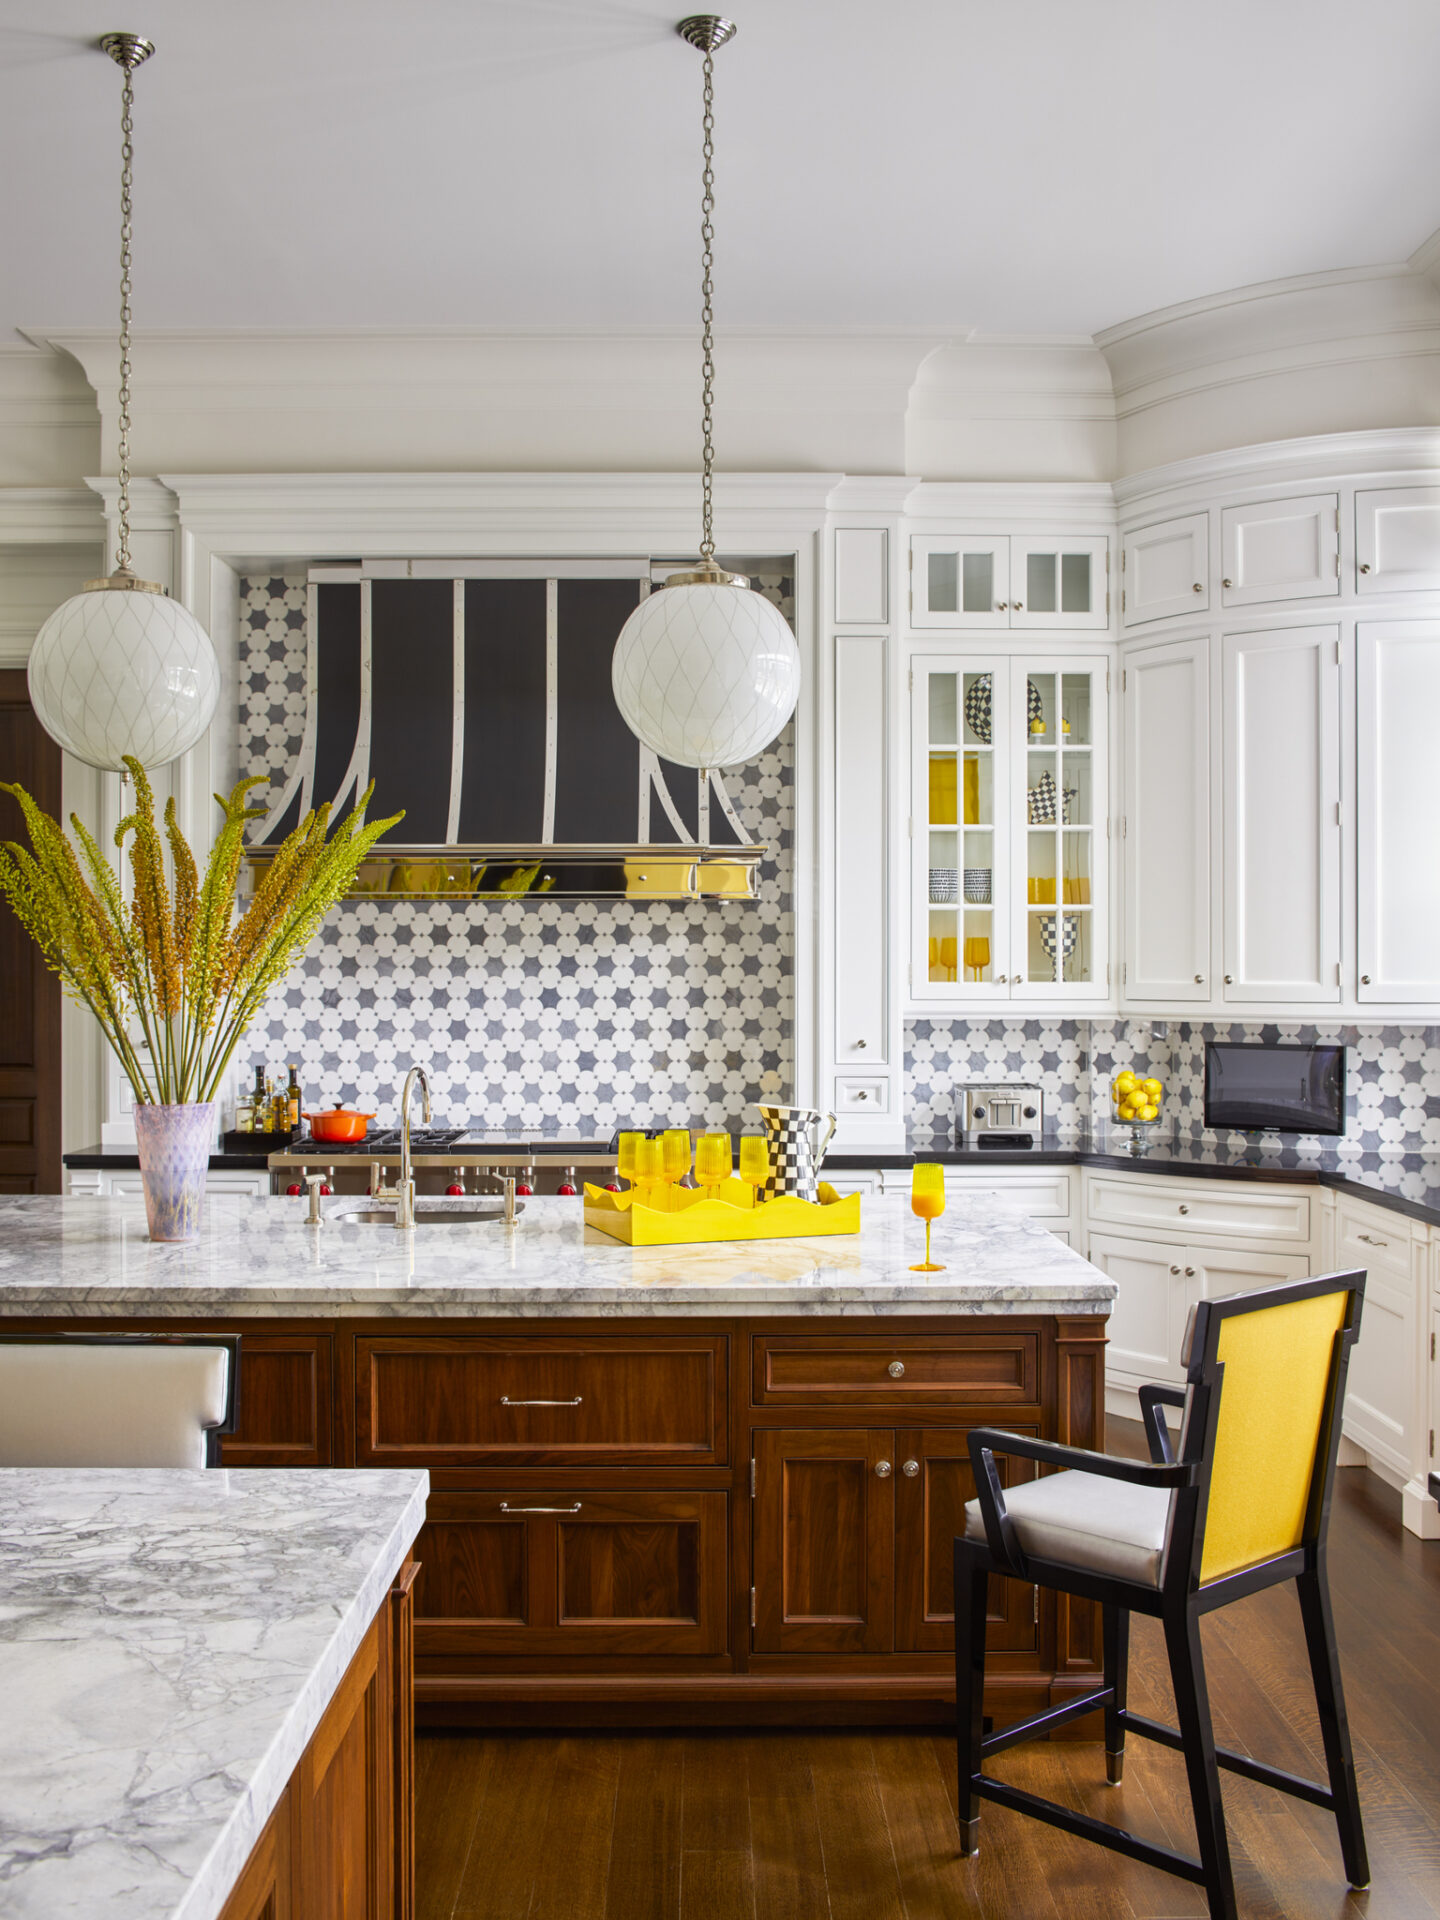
<box><xmin>374</xmin><ymin>1065</ymin><xmax>430</xmax><ymax>1229</ymax></box>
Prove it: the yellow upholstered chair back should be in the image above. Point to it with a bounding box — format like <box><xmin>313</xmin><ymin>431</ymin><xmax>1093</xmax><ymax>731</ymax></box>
<box><xmin>1198</xmin><ymin>1287</ymin><xmax>1351</xmax><ymax>1584</ymax></box>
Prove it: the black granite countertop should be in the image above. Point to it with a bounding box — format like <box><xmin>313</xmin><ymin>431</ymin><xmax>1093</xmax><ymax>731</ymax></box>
<box><xmin>829</xmin><ymin>1132</ymin><xmax>1440</xmax><ymax>1230</ymax></box>
<box><xmin>62</xmin><ymin>1145</ymin><xmax>274</xmax><ymax>1172</ymax></box>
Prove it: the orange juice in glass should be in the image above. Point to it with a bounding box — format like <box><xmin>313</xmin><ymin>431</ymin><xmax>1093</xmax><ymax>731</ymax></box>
<box><xmin>910</xmin><ymin>1162</ymin><xmax>946</xmax><ymax>1271</ymax></box>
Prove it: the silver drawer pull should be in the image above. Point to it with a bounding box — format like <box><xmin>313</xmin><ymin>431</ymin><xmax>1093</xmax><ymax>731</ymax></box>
<box><xmin>500</xmin><ymin>1395</ymin><xmax>583</xmax><ymax>1407</ymax></box>
<box><xmin>902</xmin><ymin>1459</ymin><xmax>920</xmax><ymax>1477</ymax></box>
<box><xmin>1357</xmin><ymin>1233</ymin><xmax>1387</xmax><ymax>1247</ymax></box>
<box><xmin>875</xmin><ymin>1460</ymin><xmax>892</xmax><ymax>1478</ymax></box>
<box><xmin>499</xmin><ymin>1502</ymin><xmax>582</xmax><ymax>1515</ymax></box>
<box><xmin>1178</xmin><ymin>1204</ymin><xmax>1190</xmax><ymax>1215</ymax></box>
<box><xmin>888</xmin><ymin>1361</ymin><xmax>906</xmax><ymax>1378</ymax></box>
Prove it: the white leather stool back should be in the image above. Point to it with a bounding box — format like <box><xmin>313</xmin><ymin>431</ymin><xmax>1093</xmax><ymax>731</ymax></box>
<box><xmin>0</xmin><ymin>1342</ymin><xmax>231</xmax><ymax>1468</ymax></box>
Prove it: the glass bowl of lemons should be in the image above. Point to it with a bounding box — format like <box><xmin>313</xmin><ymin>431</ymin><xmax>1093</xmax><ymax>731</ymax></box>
<box><xmin>1109</xmin><ymin>1070</ymin><xmax>1166</xmax><ymax>1152</ymax></box>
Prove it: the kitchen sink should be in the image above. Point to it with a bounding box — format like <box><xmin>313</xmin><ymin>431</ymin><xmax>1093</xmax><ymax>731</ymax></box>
<box><xmin>342</xmin><ymin>1199</ymin><xmax>523</xmax><ymax>1227</ymax></box>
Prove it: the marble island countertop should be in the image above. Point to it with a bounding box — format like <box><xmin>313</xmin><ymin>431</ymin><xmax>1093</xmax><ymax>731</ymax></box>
<box><xmin>0</xmin><ymin>1191</ymin><xmax>1114</xmax><ymax>1319</ymax></box>
<box><xmin>0</xmin><ymin>1466</ymin><xmax>428</xmax><ymax>1920</ymax></box>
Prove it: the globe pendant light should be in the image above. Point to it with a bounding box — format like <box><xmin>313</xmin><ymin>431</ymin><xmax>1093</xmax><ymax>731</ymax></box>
<box><xmin>611</xmin><ymin>16</ymin><xmax>800</xmax><ymax>773</ymax></box>
<box><xmin>27</xmin><ymin>33</ymin><xmax>220</xmax><ymax>773</ymax></box>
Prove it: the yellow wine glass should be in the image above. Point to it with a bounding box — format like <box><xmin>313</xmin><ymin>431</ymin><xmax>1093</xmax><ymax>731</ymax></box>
<box><xmin>939</xmin><ymin>935</ymin><xmax>959</xmax><ymax>981</ymax></box>
<box><xmin>633</xmin><ymin>1135</ymin><xmax>664</xmax><ymax>1208</ymax></box>
<box><xmin>616</xmin><ymin>1131</ymin><xmax>644</xmax><ymax>1191</ymax></box>
<box><xmin>910</xmin><ymin>1162</ymin><xmax>946</xmax><ymax>1272</ymax></box>
<box><xmin>695</xmin><ymin>1131</ymin><xmax>732</xmax><ymax>1199</ymax></box>
<box><xmin>738</xmin><ymin>1134</ymin><xmax>770</xmax><ymax>1206</ymax></box>
<box><xmin>662</xmin><ymin>1128</ymin><xmax>692</xmax><ymax>1188</ymax></box>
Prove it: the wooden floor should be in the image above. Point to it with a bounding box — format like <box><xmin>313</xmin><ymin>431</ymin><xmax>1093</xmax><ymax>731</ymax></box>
<box><xmin>415</xmin><ymin>1440</ymin><xmax>1440</xmax><ymax>1920</ymax></box>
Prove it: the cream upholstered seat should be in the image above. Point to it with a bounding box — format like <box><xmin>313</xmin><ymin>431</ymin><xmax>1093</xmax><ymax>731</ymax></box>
<box><xmin>964</xmin><ymin>1470</ymin><xmax>1172</xmax><ymax>1586</ymax></box>
<box><xmin>0</xmin><ymin>1339</ymin><xmax>234</xmax><ymax>1468</ymax></box>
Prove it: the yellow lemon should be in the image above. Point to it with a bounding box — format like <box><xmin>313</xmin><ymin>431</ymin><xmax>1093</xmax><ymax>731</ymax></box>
<box><xmin>1142</xmin><ymin>1077</ymin><xmax>1163</xmax><ymax>1098</ymax></box>
<box><xmin>1114</xmin><ymin>1071</ymin><xmax>1138</xmax><ymax>1095</ymax></box>
<box><xmin>1140</xmin><ymin>1103</ymin><xmax>1159</xmax><ymax>1121</ymax></box>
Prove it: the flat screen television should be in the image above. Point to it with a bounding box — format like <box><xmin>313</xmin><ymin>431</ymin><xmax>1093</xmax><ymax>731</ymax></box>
<box><xmin>1203</xmin><ymin>1042</ymin><xmax>1346</xmax><ymax>1136</ymax></box>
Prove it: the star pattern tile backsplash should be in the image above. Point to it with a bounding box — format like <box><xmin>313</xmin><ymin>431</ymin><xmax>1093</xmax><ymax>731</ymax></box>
<box><xmin>236</xmin><ymin>571</ymin><xmax>794</xmax><ymax>1132</ymax></box>
<box><xmin>237</xmin><ymin>574</ymin><xmax>1437</xmax><ymax>1151</ymax></box>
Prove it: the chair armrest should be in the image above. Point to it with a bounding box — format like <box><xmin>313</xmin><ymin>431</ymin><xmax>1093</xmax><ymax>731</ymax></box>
<box><xmin>965</xmin><ymin>1427</ymin><xmax>1192</xmax><ymax>1575</ymax></box>
<box><xmin>1137</xmin><ymin>1384</ymin><xmax>1187</xmax><ymax>1465</ymax></box>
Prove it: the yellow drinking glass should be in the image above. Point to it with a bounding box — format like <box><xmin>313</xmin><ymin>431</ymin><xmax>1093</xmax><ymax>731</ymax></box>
<box><xmin>695</xmin><ymin>1131</ymin><xmax>732</xmax><ymax>1199</ymax></box>
<box><xmin>963</xmin><ymin>935</ymin><xmax>990</xmax><ymax>981</ymax></box>
<box><xmin>662</xmin><ymin>1128</ymin><xmax>692</xmax><ymax>1187</ymax></box>
<box><xmin>633</xmin><ymin>1135</ymin><xmax>664</xmax><ymax>1207</ymax></box>
<box><xmin>939</xmin><ymin>935</ymin><xmax>959</xmax><ymax>981</ymax></box>
<box><xmin>738</xmin><ymin>1134</ymin><xmax>770</xmax><ymax>1206</ymax></box>
<box><xmin>616</xmin><ymin>1131</ymin><xmax>644</xmax><ymax>1190</ymax></box>
<box><xmin>910</xmin><ymin>1162</ymin><xmax>946</xmax><ymax>1272</ymax></box>
<box><xmin>928</xmin><ymin>936</ymin><xmax>940</xmax><ymax>978</ymax></box>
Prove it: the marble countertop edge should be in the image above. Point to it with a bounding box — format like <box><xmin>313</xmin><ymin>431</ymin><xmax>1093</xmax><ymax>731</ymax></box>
<box><xmin>175</xmin><ymin>1469</ymin><xmax>429</xmax><ymax>1920</ymax></box>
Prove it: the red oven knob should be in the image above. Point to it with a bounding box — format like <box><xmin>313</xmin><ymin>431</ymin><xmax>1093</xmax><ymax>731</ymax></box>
<box><xmin>286</xmin><ymin>1182</ymin><xmax>302</xmax><ymax>1197</ymax></box>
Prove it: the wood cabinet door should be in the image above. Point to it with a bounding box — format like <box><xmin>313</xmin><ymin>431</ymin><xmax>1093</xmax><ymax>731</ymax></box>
<box><xmin>1222</xmin><ymin>624</ymin><xmax>1341</xmax><ymax>1003</ymax></box>
<box><xmin>294</xmin><ymin>1614</ymin><xmax>392</xmax><ymax>1920</ymax></box>
<box><xmin>1121</xmin><ymin>514</ymin><xmax>1208</xmax><ymax>626</ymax></box>
<box><xmin>221</xmin><ymin>1335</ymin><xmax>333</xmax><ymax>1467</ymax></box>
<box><xmin>894</xmin><ymin>1426</ymin><xmax>1039</xmax><ymax>1654</ymax></box>
<box><xmin>414</xmin><ymin>1489</ymin><xmax>728</xmax><ymax>1658</ymax></box>
<box><xmin>217</xmin><ymin>1796</ymin><xmax>292</xmax><ymax>1920</ymax></box>
<box><xmin>1122</xmin><ymin>635</ymin><xmax>1211</xmax><ymax>1004</ymax></box>
<box><xmin>751</xmin><ymin>1429</ymin><xmax>894</xmax><ymax>1654</ymax></box>
<box><xmin>1356</xmin><ymin>621</ymin><xmax>1440</xmax><ymax>1002</ymax></box>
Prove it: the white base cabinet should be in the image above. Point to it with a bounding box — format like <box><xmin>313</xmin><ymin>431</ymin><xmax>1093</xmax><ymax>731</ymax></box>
<box><xmin>66</xmin><ymin>1168</ymin><xmax>272</xmax><ymax>1199</ymax></box>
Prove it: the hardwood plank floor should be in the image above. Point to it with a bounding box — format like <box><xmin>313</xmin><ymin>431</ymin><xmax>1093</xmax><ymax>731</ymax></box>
<box><xmin>416</xmin><ymin>1448</ymin><xmax>1440</xmax><ymax>1920</ymax></box>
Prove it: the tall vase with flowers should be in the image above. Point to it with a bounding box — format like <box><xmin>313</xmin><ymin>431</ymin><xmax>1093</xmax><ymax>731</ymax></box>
<box><xmin>0</xmin><ymin>757</ymin><xmax>401</xmax><ymax>1241</ymax></box>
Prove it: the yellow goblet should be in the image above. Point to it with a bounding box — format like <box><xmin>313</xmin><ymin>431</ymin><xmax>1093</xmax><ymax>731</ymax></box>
<box><xmin>910</xmin><ymin>1162</ymin><xmax>946</xmax><ymax>1272</ymax></box>
<box><xmin>695</xmin><ymin>1131</ymin><xmax>732</xmax><ymax>1199</ymax></box>
<box><xmin>963</xmin><ymin>935</ymin><xmax>990</xmax><ymax>982</ymax></box>
<box><xmin>939</xmin><ymin>935</ymin><xmax>959</xmax><ymax>981</ymax></box>
<box><xmin>738</xmin><ymin>1134</ymin><xmax>770</xmax><ymax>1206</ymax></box>
<box><xmin>633</xmin><ymin>1135</ymin><xmax>664</xmax><ymax>1208</ymax></box>
<box><xmin>662</xmin><ymin>1128</ymin><xmax>692</xmax><ymax>1190</ymax></box>
<box><xmin>616</xmin><ymin>1131</ymin><xmax>644</xmax><ymax>1191</ymax></box>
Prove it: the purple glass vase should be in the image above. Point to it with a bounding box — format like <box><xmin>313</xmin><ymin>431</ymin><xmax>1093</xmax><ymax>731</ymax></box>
<box><xmin>133</xmin><ymin>1101</ymin><xmax>216</xmax><ymax>1242</ymax></box>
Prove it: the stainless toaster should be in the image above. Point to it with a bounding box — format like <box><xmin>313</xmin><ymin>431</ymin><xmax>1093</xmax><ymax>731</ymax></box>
<box><xmin>961</xmin><ymin>1083</ymin><xmax>1045</xmax><ymax>1142</ymax></box>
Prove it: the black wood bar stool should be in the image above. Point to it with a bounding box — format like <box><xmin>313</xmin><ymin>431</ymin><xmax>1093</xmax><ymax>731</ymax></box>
<box><xmin>953</xmin><ymin>1270</ymin><xmax>1369</xmax><ymax>1920</ymax></box>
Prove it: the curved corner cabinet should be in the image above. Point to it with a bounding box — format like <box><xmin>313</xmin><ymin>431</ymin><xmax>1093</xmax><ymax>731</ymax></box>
<box><xmin>1117</xmin><ymin>436</ymin><xmax>1440</xmax><ymax>1017</ymax></box>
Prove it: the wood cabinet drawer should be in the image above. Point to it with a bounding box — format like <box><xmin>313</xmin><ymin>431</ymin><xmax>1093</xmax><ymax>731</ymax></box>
<box><xmin>753</xmin><ymin>1333</ymin><xmax>1039</xmax><ymax>1406</ymax></box>
<box><xmin>1085</xmin><ymin>1175</ymin><xmax>1310</xmax><ymax>1244</ymax></box>
<box><xmin>413</xmin><ymin>1487</ymin><xmax>728</xmax><ymax>1657</ymax></box>
<box><xmin>356</xmin><ymin>1336</ymin><xmax>727</xmax><ymax>1465</ymax></box>
<box><xmin>220</xmin><ymin>1334</ymin><xmax>332</xmax><ymax>1468</ymax></box>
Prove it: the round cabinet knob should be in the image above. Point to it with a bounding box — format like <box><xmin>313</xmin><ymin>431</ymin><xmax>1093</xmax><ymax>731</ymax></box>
<box><xmin>902</xmin><ymin>1459</ymin><xmax>920</xmax><ymax>1478</ymax></box>
<box><xmin>1222</xmin><ymin>578</ymin><xmax>1233</xmax><ymax>589</ymax></box>
<box><xmin>1013</xmin><ymin>601</ymin><xmax>1024</xmax><ymax>610</ymax></box>
<box><xmin>1170</xmin><ymin>1264</ymin><xmax>1181</xmax><ymax>1275</ymax></box>
<box><xmin>1014</xmin><ymin>973</ymin><xmax>1024</xmax><ymax>983</ymax></box>
<box><xmin>888</xmin><ymin>1360</ymin><xmax>906</xmax><ymax>1378</ymax></box>
<box><xmin>1359</xmin><ymin>562</ymin><xmax>1372</xmax><ymax>574</ymax></box>
<box><xmin>996</xmin><ymin>973</ymin><xmax>1007</xmax><ymax>983</ymax></box>
<box><xmin>1224</xmin><ymin>974</ymin><xmax>1233</xmax><ymax>985</ymax></box>
<box><xmin>855</xmin><ymin>1038</ymin><xmax>867</xmax><ymax>1048</ymax></box>
<box><xmin>1361</xmin><ymin>975</ymin><xmax>1371</xmax><ymax>985</ymax></box>
<box><xmin>1178</xmin><ymin>1203</ymin><xmax>1190</xmax><ymax>1215</ymax></box>
<box><xmin>1192</xmin><ymin>582</ymin><xmax>1203</xmax><ymax>593</ymax></box>
<box><xmin>997</xmin><ymin>601</ymin><xmax>1008</xmax><ymax>611</ymax></box>
<box><xmin>855</xmin><ymin>1090</ymin><xmax>869</xmax><ymax>1101</ymax></box>
<box><xmin>1194</xmin><ymin>973</ymin><xmax>1204</xmax><ymax>984</ymax></box>
<box><xmin>875</xmin><ymin>1459</ymin><xmax>892</xmax><ymax>1478</ymax></box>
<box><xmin>1185</xmin><ymin>1266</ymin><xmax>1196</xmax><ymax>1278</ymax></box>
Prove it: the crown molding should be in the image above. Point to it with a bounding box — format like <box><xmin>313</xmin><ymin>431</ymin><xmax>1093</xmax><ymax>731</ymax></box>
<box><xmin>0</xmin><ymin>487</ymin><xmax>105</xmax><ymax>544</ymax></box>
<box><xmin>1113</xmin><ymin>425</ymin><xmax>1440</xmax><ymax>518</ymax></box>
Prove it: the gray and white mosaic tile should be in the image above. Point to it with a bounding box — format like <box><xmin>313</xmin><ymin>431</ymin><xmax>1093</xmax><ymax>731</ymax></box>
<box><xmin>235</xmin><ymin>572</ymin><xmax>794</xmax><ymax>1132</ymax></box>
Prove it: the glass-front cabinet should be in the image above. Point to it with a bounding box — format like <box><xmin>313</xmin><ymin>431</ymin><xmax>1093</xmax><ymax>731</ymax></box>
<box><xmin>912</xmin><ymin>653</ymin><xmax>1110</xmax><ymax>1005</ymax></box>
<box><xmin>911</xmin><ymin>536</ymin><xmax>1110</xmax><ymax>630</ymax></box>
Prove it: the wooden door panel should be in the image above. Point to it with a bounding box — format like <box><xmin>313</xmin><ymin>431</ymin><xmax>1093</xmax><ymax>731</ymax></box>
<box><xmin>222</xmin><ymin>1336</ymin><xmax>333</xmax><ymax>1467</ymax></box>
<box><xmin>752</xmin><ymin>1429</ymin><xmax>893</xmax><ymax>1654</ymax></box>
<box><xmin>216</xmin><ymin>1794</ymin><xmax>292</xmax><ymax>1920</ymax></box>
<box><xmin>356</xmin><ymin>1336</ymin><xmax>726</xmax><ymax>1464</ymax></box>
<box><xmin>415</xmin><ymin>1489</ymin><xmax>727</xmax><ymax>1657</ymax></box>
<box><xmin>754</xmin><ymin>1333</ymin><xmax>1038</xmax><ymax>1405</ymax></box>
<box><xmin>895</xmin><ymin>1427</ymin><xmax>1038</xmax><ymax>1653</ymax></box>
<box><xmin>0</xmin><ymin>674</ymin><xmax>61</xmax><ymax>1194</ymax></box>
<box><xmin>294</xmin><ymin>1613</ymin><xmax>391</xmax><ymax>1920</ymax></box>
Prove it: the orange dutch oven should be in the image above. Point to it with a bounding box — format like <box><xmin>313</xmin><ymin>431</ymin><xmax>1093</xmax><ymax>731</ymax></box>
<box><xmin>303</xmin><ymin>1104</ymin><xmax>376</xmax><ymax>1143</ymax></box>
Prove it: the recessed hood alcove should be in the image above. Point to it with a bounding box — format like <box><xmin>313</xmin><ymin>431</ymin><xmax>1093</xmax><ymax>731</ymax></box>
<box><xmin>244</xmin><ymin>557</ymin><xmax>795</xmax><ymax>900</ymax></box>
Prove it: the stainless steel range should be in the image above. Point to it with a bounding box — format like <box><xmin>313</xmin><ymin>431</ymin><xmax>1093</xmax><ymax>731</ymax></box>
<box><xmin>960</xmin><ymin>1083</ymin><xmax>1045</xmax><ymax>1144</ymax></box>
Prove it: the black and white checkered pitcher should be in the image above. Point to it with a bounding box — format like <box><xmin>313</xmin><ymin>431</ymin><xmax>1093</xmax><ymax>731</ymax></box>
<box><xmin>754</xmin><ymin>1104</ymin><xmax>838</xmax><ymax>1203</ymax></box>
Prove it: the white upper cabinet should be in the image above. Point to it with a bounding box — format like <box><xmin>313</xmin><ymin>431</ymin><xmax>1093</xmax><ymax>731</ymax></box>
<box><xmin>1356</xmin><ymin>622</ymin><xmax>1440</xmax><ymax>1003</ymax></box>
<box><xmin>1356</xmin><ymin>486</ymin><xmax>1440</xmax><ymax>594</ymax></box>
<box><xmin>1220</xmin><ymin>494</ymin><xmax>1338</xmax><ymax>607</ymax></box>
<box><xmin>1121</xmin><ymin>514</ymin><xmax>1209</xmax><ymax>626</ymax></box>
<box><xmin>1221</xmin><ymin>625</ymin><xmax>1341</xmax><ymax>1003</ymax></box>
<box><xmin>1121</xmin><ymin>636</ymin><xmax>1210</xmax><ymax>1003</ymax></box>
<box><xmin>833</xmin><ymin>528</ymin><xmax>889</xmax><ymax>625</ymax></box>
<box><xmin>910</xmin><ymin>535</ymin><xmax>1110</xmax><ymax>630</ymax></box>
<box><xmin>834</xmin><ymin>633</ymin><xmax>891</xmax><ymax>1068</ymax></box>
<box><xmin>1006</xmin><ymin>537</ymin><xmax>1110</xmax><ymax>630</ymax></box>
<box><xmin>911</xmin><ymin>537</ymin><xmax>1010</xmax><ymax>628</ymax></box>
<box><xmin>911</xmin><ymin>652</ymin><xmax>1108</xmax><ymax>1007</ymax></box>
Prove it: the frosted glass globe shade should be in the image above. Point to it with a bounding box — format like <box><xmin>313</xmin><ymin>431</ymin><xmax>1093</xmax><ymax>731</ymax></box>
<box><xmin>28</xmin><ymin>584</ymin><xmax>221</xmax><ymax>771</ymax></box>
<box><xmin>612</xmin><ymin>580</ymin><xmax>801</xmax><ymax>770</ymax></box>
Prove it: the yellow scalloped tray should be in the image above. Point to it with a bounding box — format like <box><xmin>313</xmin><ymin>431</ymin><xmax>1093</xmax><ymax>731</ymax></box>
<box><xmin>583</xmin><ymin>1178</ymin><xmax>861</xmax><ymax>1246</ymax></box>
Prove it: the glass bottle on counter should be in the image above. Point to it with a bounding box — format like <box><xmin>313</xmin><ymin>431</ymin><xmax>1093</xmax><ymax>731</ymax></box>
<box><xmin>235</xmin><ymin>1086</ymin><xmax>253</xmax><ymax>1134</ymax></box>
<box><xmin>286</xmin><ymin>1064</ymin><xmax>302</xmax><ymax>1131</ymax></box>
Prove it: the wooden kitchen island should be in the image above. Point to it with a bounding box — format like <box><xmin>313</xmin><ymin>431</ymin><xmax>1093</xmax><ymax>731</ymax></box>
<box><xmin>0</xmin><ymin>1190</ymin><xmax>1113</xmax><ymax>1731</ymax></box>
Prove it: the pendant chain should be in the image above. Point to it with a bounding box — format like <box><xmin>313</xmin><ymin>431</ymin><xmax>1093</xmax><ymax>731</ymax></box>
<box><xmin>698</xmin><ymin>44</ymin><xmax>716</xmax><ymax>562</ymax></box>
<box><xmin>116</xmin><ymin>62</ymin><xmax>136</xmax><ymax>576</ymax></box>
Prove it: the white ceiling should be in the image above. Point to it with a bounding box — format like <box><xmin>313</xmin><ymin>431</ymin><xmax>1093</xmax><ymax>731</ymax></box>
<box><xmin>3</xmin><ymin>0</ymin><xmax>1440</xmax><ymax>342</ymax></box>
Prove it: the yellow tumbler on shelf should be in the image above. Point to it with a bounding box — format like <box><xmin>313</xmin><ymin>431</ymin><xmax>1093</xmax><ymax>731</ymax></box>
<box><xmin>962</xmin><ymin>754</ymin><xmax>979</xmax><ymax>825</ymax></box>
<box><xmin>929</xmin><ymin>755</ymin><xmax>957</xmax><ymax>826</ymax></box>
